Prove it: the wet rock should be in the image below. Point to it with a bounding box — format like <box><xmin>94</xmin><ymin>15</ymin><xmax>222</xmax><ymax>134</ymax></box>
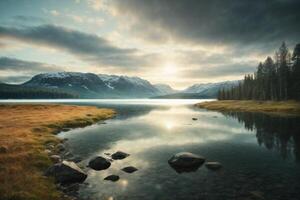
<box><xmin>56</xmin><ymin>144</ymin><xmax>65</xmax><ymax>152</ymax></box>
<box><xmin>122</xmin><ymin>166</ymin><xmax>138</xmax><ymax>173</ymax></box>
<box><xmin>111</xmin><ymin>151</ymin><xmax>130</xmax><ymax>160</ymax></box>
<box><xmin>45</xmin><ymin>161</ymin><xmax>87</xmax><ymax>184</ymax></box>
<box><xmin>88</xmin><ymin>156</ymin><xmax>111</xmax><ymax>170</ymax></box>
<box><xmin>104</xmin><ymin>152</ymin><xmax>111</xmax><ymax>156</ymax></box>
<box><xmin>0</xmin><ymin>146</ymin><xmax>8</xmax><ymax>153</ymax></box>
<box><xmin>50</xmin><ymin>155</ymin><xmax>61</xmax><ymax>163</ymax></box>
<box><xmin>205</xmin><ymin>162</ymin><xmax>222</xmax><ymax>170</ymax></box>
<box><xmin>168</xmin><ymin>152</ymin><xmax>205</xmax><ymax>173</ymax></box>
<box><xmin>104</xmin><ymin>175</ymin><xmax>120</xmax><ymax>182</ymax></box>
<box><xmin>192</xmin><ymin>118</ymin><xmax>198</xmax><ymax>120</ymax></box>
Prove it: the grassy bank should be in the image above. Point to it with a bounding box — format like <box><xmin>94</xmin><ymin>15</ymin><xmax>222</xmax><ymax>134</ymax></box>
<box><xmin>0</xmin><ymin>104</ymin><xmax>115</xmax><ymax>200</ymax></box>
<box><xmin>196</xmin><ymin>100</ymin><xmax>300</xmax><ymax>116</ymax></box>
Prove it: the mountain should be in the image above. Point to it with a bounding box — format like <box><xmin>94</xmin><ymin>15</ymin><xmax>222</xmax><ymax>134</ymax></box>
<box><xmin>22</xmin><ymin>72</ymin><xmax>173</xmax><ymax>98</ymax></box>
<box><xmin>151</xmin><ymin>92</ymin><xmax>213</xmax><ymax>99</ymax></box>
<box><xmin>183</xmin><ymin>81</ymin><xmax>239</xmax><ymax>97</ymax></box>
<box><xmin>153</xmin><ymin>84</ymin><xmax>177</xmax><ymax>94</ymax></box>
<box><xmin>98</xmin><ymin>74</ymin><xmax>163</xmax><ymax>97</ymax></box>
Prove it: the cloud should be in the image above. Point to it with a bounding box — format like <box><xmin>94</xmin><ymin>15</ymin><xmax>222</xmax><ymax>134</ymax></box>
<box><xmin>12</xmin><ymin>15</ymin><xmax>46</xmax><ymax>23</ymax></box>
<box><xmin>0</xmin><ymin>75</ymin><xmax>32</xmax><ymax>84</ymax></box>
<box><xmin>110</xmin><ymin>0</ymin><xmax>300</xmax><ymax>46</ymax></box>
<box><xmin>0</xmin><ymin>57</ymin><xmax>62</xmax><ymax>73</ymax></box>
<box><xmin>0</xmin><ymin>24</ymin><xmax>144</xmax><ymax>68</ymax></box>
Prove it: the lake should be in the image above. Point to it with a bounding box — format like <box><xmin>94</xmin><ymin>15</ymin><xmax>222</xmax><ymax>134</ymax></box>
<box><xmin>5</xmin><ymin>99</ymin><xmax>300</xmax><ymax>200</ymax></box>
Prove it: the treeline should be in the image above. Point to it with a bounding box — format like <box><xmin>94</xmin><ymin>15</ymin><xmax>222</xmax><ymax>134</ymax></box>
<box><xmin>218</xmin><ymin>42</ymin><xmax>300</xmax><ymax>100</ymax></box>
<box><xmin>0</xmin><ymin>84</ymin><xmax>78</xmax><ymax>99</ymax></box>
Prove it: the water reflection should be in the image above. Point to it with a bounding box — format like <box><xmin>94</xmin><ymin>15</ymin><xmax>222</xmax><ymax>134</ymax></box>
<box><xmin>58</xmin><ymin>100</ymin><xmax>300</xmax><ymax>200</ymax></box>
<box><xmin>222</xmin><ymin>112</ymin><xmax>300</xmax><ymax>161</ymax></box>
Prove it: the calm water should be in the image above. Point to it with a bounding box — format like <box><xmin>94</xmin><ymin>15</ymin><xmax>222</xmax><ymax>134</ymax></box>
<box><xmin>7</xmin><ymin>99</ymin><xmax>299</xmax><ymax>200</ymax></box>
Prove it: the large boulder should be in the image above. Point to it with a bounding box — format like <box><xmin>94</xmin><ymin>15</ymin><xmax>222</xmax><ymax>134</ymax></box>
<box><xmin>88</xmin><ymin>156</ymin><xmax>111</xmax><ymax>170</ymax></box>
<box><xmin>168</xmin><ymin>152</ymin><xmax>205</xmax><ymax>173</ymax></box>
<box><xmin>111</xmin><ymin>151</ymin><xmax>130</xmax><ymax>160</ymax></box>
<box><xmin>45</xmin><ymin>161</ymin><xmax>87</xmax><ymax>184</ymax></box>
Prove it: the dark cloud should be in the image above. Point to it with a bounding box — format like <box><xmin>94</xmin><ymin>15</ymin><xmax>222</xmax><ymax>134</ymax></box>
<box><xmin>0</xmin><ymin>24</ymin><xmax>144</xmax><ymax>67</ymax></box>
<box><xmin>112</xmin><ymin>0</ymin><xmax>300</xmax><ymax>46</ymax></box>
<box><xmin>0</xmin><ymin>57</ymin><xmax>62</xmax><ymax>72</ymax></box>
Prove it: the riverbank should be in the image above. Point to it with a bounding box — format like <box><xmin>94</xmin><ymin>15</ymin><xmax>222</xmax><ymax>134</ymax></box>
<box><xmin>196</xmin><ymin>100</ymin><xmax>300</xmax><ymax>116</ymax></box>
<box><xmin>0</xmin><ymin>104</ymin><xmax>115</xmax><ymax>200</ymax></box>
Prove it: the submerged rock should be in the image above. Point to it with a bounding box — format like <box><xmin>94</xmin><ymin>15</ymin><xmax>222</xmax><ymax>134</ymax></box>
<box><xmin>192</xmin><ymin>118</ymin><xmax>198</xmax><ymax>120</ymax></box>
<box><xmin>104</xmin><ymin>175</ymin><xmax>120</xmax><ymax>182</ymax></box>
<box><xmin>111</xmin><ymin>151</ymin><xmax>130</xmax><ymax>160</ymax></box>
<box><xmin>205</xmin><ymin>162</ymin><xmax>222</xmax><ymax>170</ymax></box>
<box><xmin>168</xmin><ymin>152</ymin><xmax>205</xmax><ymax>173</ymax></box>
<box><xmin>88</xmin><ymin>156</ymin><xmax>111</xmax><ymax>170</ymax></box>
<box><xmin>45</xmin><ymin>161</ymin><xmax>87</xmax><ymax>184</ymax></box>
<box><xmin>122</xmin><ymin>166</ymin><xmax>138</xmax><ymax>173</ymax></box>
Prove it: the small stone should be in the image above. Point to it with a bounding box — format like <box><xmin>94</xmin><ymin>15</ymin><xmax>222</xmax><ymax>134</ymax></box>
<box><xmin>122</xmin><ymin>166</ymin><xmax>138</xmax><ymax>173</ymax></box>
<box><xmin>104</xmin><ymin>175</ymin><xmax>120</xmax><ymax>182</ymax></box>
<box><xmin>88</xmin><ymin>156</ymin><xmax>111</xmax><ymax>171</ymax></box>
<box><xmin>0</xmin><ymin>146</ymin><xmax>8</xmax><ymax>153</ymax></box>
<box><xmin>111</xmin><ymin>151</ymin><xmax>130</xmax><ymax>160</ymax></box>
<box><xmin>192</xmin><ymin>118</ymin><xmax>198</xmax><ymax>120</ymax></box>
<box><xmin>50</xmin><ymin>155</ymin><xmax>61</xmax><ymax>163</ymax></box>
<box><xmin>205</xmin><ymin>162</ymin><xmax>222</xmax><ymax>170</ymax></box>
<box><xmin>56</xmin><ymin>144</ymin><xmax>65</xmax><ymax>152</ymax></box>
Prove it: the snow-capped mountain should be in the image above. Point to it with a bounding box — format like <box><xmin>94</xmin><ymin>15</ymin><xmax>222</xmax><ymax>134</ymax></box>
<box><xmin>98</xmin><ymin>74</ymin><xmax>163</xmax><ymax>97</ymax></box>
<box><xmin>22</xmin><ymin>72</ymin><xmax>174</xmax><ymax>98</ymax></box>
<box><xmin>183</xmin><ymin>81</ymin><xmax>239</xmax><ymax>97</ymax></box>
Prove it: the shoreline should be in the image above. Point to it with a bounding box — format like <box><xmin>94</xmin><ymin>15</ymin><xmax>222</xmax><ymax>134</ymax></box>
<box><xmin>0</xmin><ymin>104</ymin><xmax>115</xmax><ymax>200</ymax></box>
<box><xmin>196</xmin><ymin>100</ymin><xmax>300</xmax><ymax>116</ymax></box>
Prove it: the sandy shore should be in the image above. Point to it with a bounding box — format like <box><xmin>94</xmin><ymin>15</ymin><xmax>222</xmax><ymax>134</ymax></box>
<box><xmin>0</xmin><ymin>104</ymin><xmax>115</xmax><ymax>200</ymax></box>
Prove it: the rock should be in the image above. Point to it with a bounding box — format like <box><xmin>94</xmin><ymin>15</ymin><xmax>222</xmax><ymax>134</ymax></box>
<box><xmin>205</xmin><ymin>162</ymin><xmax>222</xmax><ymax>170</ymax></box>
<box><xmin>45</xmin><ymin>161</ymin><xmax>87</xmax><ymax>184</ymax></box>
<box><xmin>56</xmin><ymin>144</ymin><xmax>65</xmax><ymax>152</ymax></box>
<box><xmin>168</xmin><ymin>152</ymin><xmax>205</xmax><ymax>173</ymax></box>
<box><xmin>50</xmin><ymin>155</ymin><xmax>61</xmax><ymax>163</ymax></box>
<box><xmin>104</xmin><ymin>152</ymin><xmax>111</xmax><ymax>156</ymax></box>
<box><xmin>192</xmin><ymin>118</ymin><xmax>198</xmax><ymax>120</ymax></box>
<box><xmin>44</xmin><ymin>149</ymin><xmax>52</xmax><ymax>154</ymax></box>
<box><xmin>0</xmin><ymin>146</ymin><xmax>8</xmax><ymax>153</ymax></box>
<box><xmin>88</xmin><ymin>156</ymin><xmax>111</xmax><ymax>170</ymax></box>
<box><xmin>111</xmin><ymin>151</ymin><xmax>130</xmax><ymax>160</ymax></box>
<box><xmin>104</xmin><ymin>175</ymin><xmax>120</xmax><ymax>182</ymax></box>
<box><xmin>122</xmin><ymin>166</ymin><xmax>138</xmax><ymax>173</ymax></box>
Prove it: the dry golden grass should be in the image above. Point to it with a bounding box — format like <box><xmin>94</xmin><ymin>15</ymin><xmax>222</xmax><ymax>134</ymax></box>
<box><xmin>0</xmin><ymin>104</ymin><xmax>115</xmax><ymax>200</ymax></box>
<box><xmin>196</xmin><ymin>100</ymin><xmax>300</xmax><ymax>116</ymax></box>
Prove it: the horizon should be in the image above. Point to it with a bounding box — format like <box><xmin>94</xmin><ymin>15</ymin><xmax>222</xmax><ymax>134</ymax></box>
<box><xmin>0</xmin><ymin>1</ymin><xmax>300</xmax><ymax>90</ymax></box>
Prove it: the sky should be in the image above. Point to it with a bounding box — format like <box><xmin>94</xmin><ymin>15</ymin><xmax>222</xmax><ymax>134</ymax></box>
<box><xmin>0</xmin><ymin>0</ymin><xmax>299</xmax><ymax>89</ymax></box>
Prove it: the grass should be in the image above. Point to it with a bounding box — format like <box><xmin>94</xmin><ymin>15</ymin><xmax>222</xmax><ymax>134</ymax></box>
<box><xmin>196</xmin><ymin>100</ymin><xmax>300</xmax><ymax>116</ymax></box>
<box><xmin>0</xmin><ymin>104</ymin><xmax>115</xmax><ymax>200</ymax></box>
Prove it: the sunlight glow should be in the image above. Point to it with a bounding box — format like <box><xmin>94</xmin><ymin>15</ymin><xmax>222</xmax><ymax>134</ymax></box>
<box><xmin>165</xmin><ymin>121</ymin><xmax>174</xmax><ymax>130</ymax></box>
<box><xmin>163</xmin><ymin>62</ymin><xmax>178</xmax><ymax>77</ymax></box>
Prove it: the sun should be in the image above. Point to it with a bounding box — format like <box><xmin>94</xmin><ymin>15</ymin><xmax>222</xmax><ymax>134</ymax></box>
<box><xmin>163</xmin><ymin>62</ymin><xmax>178</xmax><ymax>76</ymax></box>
